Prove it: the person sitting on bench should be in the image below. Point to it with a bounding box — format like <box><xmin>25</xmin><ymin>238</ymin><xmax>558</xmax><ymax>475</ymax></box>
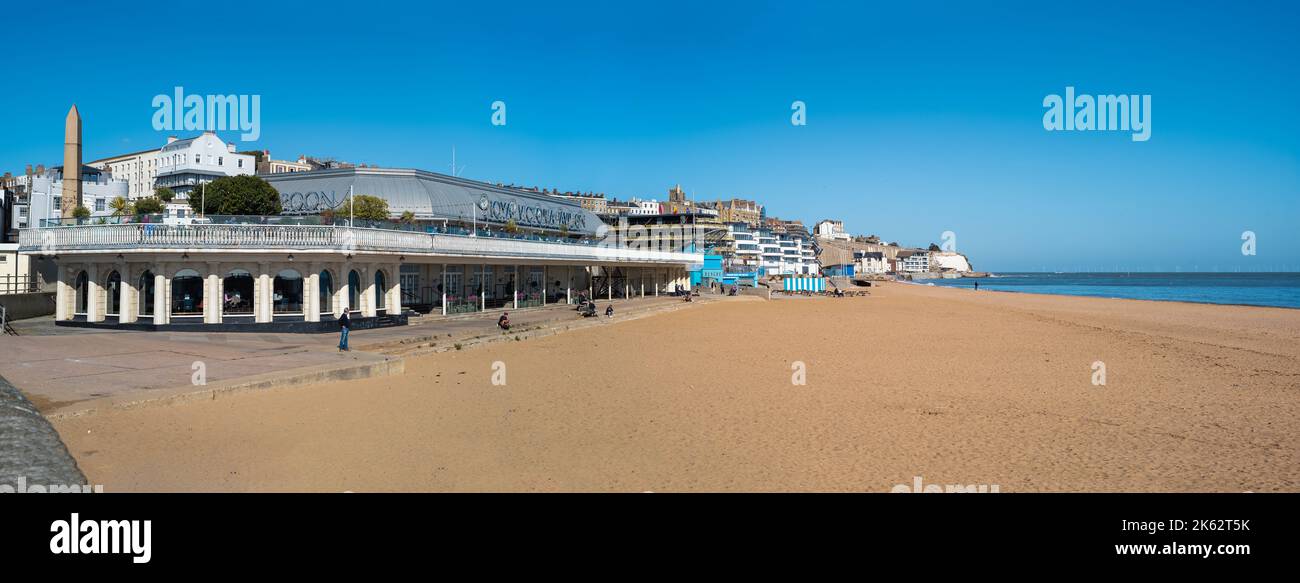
<box><xmin>498</xmin><ymin>312</ymin><xmax>511</xmax><ymax>330</ymax></box>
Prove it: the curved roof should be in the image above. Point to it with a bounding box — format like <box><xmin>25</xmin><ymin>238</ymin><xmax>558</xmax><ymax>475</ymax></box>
<box><xmin>264</xmin><ymin>167</ymin><xmax>602</xmax><ymax>236</ymax></box>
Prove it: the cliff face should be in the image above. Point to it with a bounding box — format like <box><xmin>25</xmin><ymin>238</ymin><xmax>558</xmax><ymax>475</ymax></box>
<box><xmin>932</xmin><ymin>252</ymin><xmax>973</xmax><ymax>272</ymax></box>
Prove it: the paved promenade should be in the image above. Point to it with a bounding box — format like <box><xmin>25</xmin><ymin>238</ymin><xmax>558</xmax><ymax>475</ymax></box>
<box><xmin>0</xmin><ymin>295</ymin><xmax>714</xmax><ymax>415</ymax></box>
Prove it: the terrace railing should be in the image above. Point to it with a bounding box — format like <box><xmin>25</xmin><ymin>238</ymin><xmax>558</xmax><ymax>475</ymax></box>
<box><xmin>18</xmin><ymin>223</ymin><xmax>701</xmax><ymax>265</ymax></box>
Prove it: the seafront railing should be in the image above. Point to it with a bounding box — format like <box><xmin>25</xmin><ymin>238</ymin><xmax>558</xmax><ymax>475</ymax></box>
<box><xmin>17</xmin><ymin>224</ymin><xmax>701</xmax><ymax>265</ymax></box>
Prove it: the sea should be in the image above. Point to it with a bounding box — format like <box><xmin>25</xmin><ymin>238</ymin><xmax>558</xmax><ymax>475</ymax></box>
<box><xmin>926</xmin><ymin>272</ymin><xmax>1300</xmax><ymax>309</ymax></box>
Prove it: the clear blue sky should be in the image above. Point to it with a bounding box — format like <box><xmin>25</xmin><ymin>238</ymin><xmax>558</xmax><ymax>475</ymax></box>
<box><xmin>2</xmin><ymin>0</ymin><xmax>1296</xmax><ymax>271</ymax></box>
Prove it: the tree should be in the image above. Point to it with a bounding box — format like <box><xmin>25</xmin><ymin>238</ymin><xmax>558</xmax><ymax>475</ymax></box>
<box><xmin>108</xmin><ymin>196</ymin><xmax>133</xmax><ymax>217</ymax></box>
<box><xmin>350</xmin><ymin>194</ymin><xmax>389</xmax><ymax>221</ymax></box>
<box><xmin>505</xmin><ymin>219</ymin><xmax>519</xmax><ymax>234</ymax></box>
<box><xmin>72</xmin><ymin>206</ymin><xmax>91</xmax><ymax>221</ymax></box>
<box><xmin>320</xmin><ymin>208</ymin><xmax>336</xmax><ymax>224</ymax></box>
<box><xmin>399</xmin><ymin>210</ymin><xmax>415</xmax><ymax>224</ymax></box>
<box><xmin>134</xmin><ymin>197</ymin><xmax>164</xmax><ymax>215</ymax></box>
<box><xmin>153</xmin><ymin>187</ymin><xmax>175</xmax><ymax>203</ymax></box>
<box><xmin>928</xmin><ymin>243</ymin><xmax>942</xmax><ymax>252</ymax></box>
<box><xmin>188</xmin><ymin>175</ymin><xmax>282</xmax><ymax>216</ymax></box>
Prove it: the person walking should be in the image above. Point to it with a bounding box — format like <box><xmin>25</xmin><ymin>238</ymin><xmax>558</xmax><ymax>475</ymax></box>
<box><xmin>338</xmin><ymin>311</ymin><xmax>351</xmax><ymax>352</ymax></box>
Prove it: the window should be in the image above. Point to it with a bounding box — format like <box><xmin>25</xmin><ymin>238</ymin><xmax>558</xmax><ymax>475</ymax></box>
<box><xmin>105</xmin><ymin>271</ymin><xmax>122</xmax><ymax>315</ymax></box>
<box><xmin>74</xmin><ymin>271</ymin><xmax>89</xmax><ymax>314</ymax></box>
<box><xmin>347</xmin><ymin>270</ymin><xmax>361</xmax><ymax>312</ymax></box>
<box><xmin>222</xmin><ymin>270</ymin><xmax>254</xmax><ymax>315</ymax></box>
<box><xmin>139</xmin><ymin>271</ymin><xmax>154</xmax><ymax>316</ymax></box>
<box><xmin>374</xmin><ymin>271</ymin><xmax>387</xmax><ymax>311</ymax></box>
<box><xmin>195</xmin><ymin>155</ymin><xmax>200</xmax><ymax>164</ymax></box>
<box><xmin>94</xmin><ymin>199</ymin><xmax>105</xmax><ymax>212</ymax></box>
<box><xmin>319</xmin><ymin>271</ymin><xmax>334</xmax><ymax>316</ymax></box>
<box><xmin>238</xmin><ymin>159</ymin><xmax>243</xmax><ymax>168</ymax></box>
<box><xmin>218</xmin><ymin>156</ymin><xmax>223</xmax><ymax>166</ymax></box>
<box><xmin>171</xmin><ymin>269</ymin><xmax>204</xmax><ymax>316</ymax></box>
<box><xmin>274</xmin><ymin>270</ymin><xmax>304</xmax><ymax>314</ymax></box>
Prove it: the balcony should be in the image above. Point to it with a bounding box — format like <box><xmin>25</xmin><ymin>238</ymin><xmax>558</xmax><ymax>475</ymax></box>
<box><xmin>18</xmin><ymin>223</ymin><xmax>701</xmax><ymax>266</ymax></box>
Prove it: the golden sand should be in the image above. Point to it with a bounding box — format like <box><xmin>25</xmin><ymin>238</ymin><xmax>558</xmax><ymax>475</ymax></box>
<box><xmin>54</xmin><ymin>283</ymin><xmax>1300</xmax><ymax>492</ymax></box>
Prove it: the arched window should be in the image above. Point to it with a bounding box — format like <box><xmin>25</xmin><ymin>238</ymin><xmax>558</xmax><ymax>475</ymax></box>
<box><xmin>222</xmin><ymin>269</ymin><xmax>254</xmax><ymax>315</ymax></box>
<box><xmin>274</xmin><ymin>269</ymin><xmax>303</xmax><ymax>314</ymax></box>
<box><xmin>319</xmin><ymin>270</ymin><xmax>334</xmax><ymax>316</ymax></box>
<box><xmin>139</xmin><ymin>271</ymin><xmax>154</xmax><ymax>316</ymax></box>
<box><xmin>374</xmin><ymin>270</ymin><xmax>387</xmax><ymax>312</ymax></box>
<box><xmin>172</xmin><ymin>269</ymin><xmax>204</xmax><ymax>316</ymax></box>
<box><xmin>74</xmin><ymin>271</ymin><xmax>89</xmax><ymax>314</ymax></box>
<box><xmin>105</xmin><ymin>270</ymin><xmax>122</xmax><ymax>315</ymax></box>
<box><xmin>347</xmin><ymin>270</ymin><xmax>361</xmax><ymax>313</ymax></box>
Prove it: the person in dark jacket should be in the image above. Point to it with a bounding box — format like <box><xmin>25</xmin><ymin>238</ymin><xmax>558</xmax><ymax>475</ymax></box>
<box><xmin>338</xmin><ymin>311</ymin><xmax>351</xmax><ymax>352</ymax></box>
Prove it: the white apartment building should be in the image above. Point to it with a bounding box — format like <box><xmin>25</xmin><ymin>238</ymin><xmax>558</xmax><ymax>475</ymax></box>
<box><xmin>154</xmin><ymin>132</ymin><xmax>255</xmax><ymax>199</ymax></box>
<box><xmin>19</xmin><ymin>166</ymin><xmax>128</xmax><ymax>227</ymax></box>
<box><xmin>900</xmin><ymin>251</ymin><xmax>932</xmax><ymax>273</ymax></box>
<box><xmin>814</xmin><ymin>219</ymin><xmax>851</xmax><ymax>241</ymax></box>
<box><xmin>728</xmin><ymin>223</ymin><xmax>761</xmax><ymax>272</ymax></box>
<box><xmin>89</xmin><ymin>133</ymin><xmax>254</xmax><ymax>202</ymax></box>
<box><xmin>856</xmin><ymin>251</ymin><xmax>887</xmax><ymax>274</ymax></box>
<box><xmin>629</xmin><ymin>199</ymin><xmax>661</xmax><ymax>216</ymax></box>
<box><xmin>758</xmin><ymin>231</ymin><xmax>782</xmax><ymax>274</ymax></box>
<box><xmin>90</xmin><ymin>148</ymin><xmax>159</xmax><ymax>200</ymax></box>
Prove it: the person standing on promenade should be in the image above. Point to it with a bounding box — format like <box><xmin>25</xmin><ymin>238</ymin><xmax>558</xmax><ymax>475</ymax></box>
<box><xmin>338</xmin><ymin>311</ymin><xmax>351</xmax><ymax>352</ymax></box>
<box><xmin>974</xmin><ymin>281</ymin><xmax>979</xmax><ymax>291</ymax></box>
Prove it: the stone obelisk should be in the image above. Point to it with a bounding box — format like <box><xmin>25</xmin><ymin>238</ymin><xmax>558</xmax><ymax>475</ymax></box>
<box><xmin>62</xmin><ymin>105</ymin><xmax>82</xmax><ymax>219</ymax></box>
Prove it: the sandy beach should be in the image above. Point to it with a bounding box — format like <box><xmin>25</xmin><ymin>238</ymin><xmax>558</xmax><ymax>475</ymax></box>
<box><xmin>52</xmin><ymin>283</ymin><xmax>1300</xmax><ymax>492</ymax></box>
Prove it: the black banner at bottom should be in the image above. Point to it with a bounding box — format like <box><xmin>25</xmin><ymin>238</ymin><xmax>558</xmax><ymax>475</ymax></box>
<box><xmin>1</xmin><ymin>493</ymin><xmax>1289</xmax><ymax>573</ymax></box>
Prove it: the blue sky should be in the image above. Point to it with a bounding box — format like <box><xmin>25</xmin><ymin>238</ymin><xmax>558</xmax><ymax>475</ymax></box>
<box><xmin>2</xmin><ymin>0</ymin><xmax>1296</xmax><ymax>271</ymax></box>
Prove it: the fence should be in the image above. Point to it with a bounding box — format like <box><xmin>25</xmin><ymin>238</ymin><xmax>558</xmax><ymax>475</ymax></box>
<box><xmin>0</xmin><ymin>273</ymin><xmax>42</xmax><ymax>295</ymax></box>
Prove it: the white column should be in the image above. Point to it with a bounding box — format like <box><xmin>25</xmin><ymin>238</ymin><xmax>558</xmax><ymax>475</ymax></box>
<box><xmin>154</xmin><ymin>266</ymin><xmax>169</xmax><ymax>325</ymax></box>
<box><xmin>480</xmin><ymin>265</ymin><xmax>485</xmax><ymax>311</ymax></box>
<box><xmin>541</xmin><ymin>266</ymin><xmax>547</xmax><ymax>307</ymax></box>
<box><xmin>55</xmin><ymin>268</ymin><xmax>70</xmax><ymax>321</ymax></box>
<box><xmin>390</xmin><ymin>263</ymin><xmax>402</xmax><ymax>315</ymax></box>
<box><xmin>256</xmin><ymin>262</ymin><xmax>272</xmax><ymax>323</ymax></box>
<box><xmin>640</xmin><ymin>268</ymin><xmax>645</xmax><ymax>298</ymax></box>
<box><xmin>307</xmin><ymin>263</ymin><xmax>321</xmax><ymax>322</ymax></box>
<box><xmin>118</xmin><ymin>264</ymin><xmax>136</xmax><ymax>323</ymax></box>
<box><xmin>441</xmin><ymin>263</ymin><xmax>447</xmax><ymax>316</ymax></box>
<box><xmin>206</xmin><ymin>261</ymin><xmax>221</xmax><ymax>324</ymax></box>
<box><xmin>341</xmin><ymin>262</ymin><xmax>352</xmax><ymax>314</ymax></box>
<box><xmin>513</xmin><ymin>265</ymin><xmax>519</xmax><ymax>309</ymax></box>
<box><xmin>86</xmin><ymin>263</ymin><xmax>102</xmax><ymax>322</ymax></box>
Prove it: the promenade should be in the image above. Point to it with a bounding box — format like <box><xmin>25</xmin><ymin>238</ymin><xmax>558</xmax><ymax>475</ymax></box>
<box><xmin>0</xmin><ymin>294</ymin><xmax>715</xmax><ymax>416</ymax></box>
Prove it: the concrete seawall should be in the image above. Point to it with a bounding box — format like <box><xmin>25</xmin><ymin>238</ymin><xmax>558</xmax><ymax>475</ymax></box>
<box><xmin>0</xmin><ymin>374</ymin><xmax>87</xmax><ymax>491</ymax></box>
<box><xmin>0</xmin><ymin>292</ymin><xmax>56</xmax><ymax>321</ymax></box>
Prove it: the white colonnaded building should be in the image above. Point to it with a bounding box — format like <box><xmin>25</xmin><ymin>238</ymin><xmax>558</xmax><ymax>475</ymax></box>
<box><xmin>17</xmin><ymin>166</ymin><xmax>701</xmax><ymax>332</ymax></box>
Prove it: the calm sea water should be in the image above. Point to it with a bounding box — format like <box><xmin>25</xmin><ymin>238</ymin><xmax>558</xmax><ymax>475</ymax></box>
<box><xmin>927</xmin><ymin>273</ymin><xmax>1300</xmax><ymax>309</ymax></box>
